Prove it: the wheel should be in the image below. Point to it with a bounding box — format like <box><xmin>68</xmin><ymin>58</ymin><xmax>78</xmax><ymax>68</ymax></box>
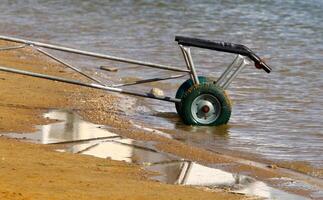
<box><xmin>180</xmin><ymin>83</ymin><xmax>231</xmax><ymax>126</ymax></box>
<box><xmin>175</xmin><ymin>76</ymin><xmax>211</xmax><ymax>115</ymax></box>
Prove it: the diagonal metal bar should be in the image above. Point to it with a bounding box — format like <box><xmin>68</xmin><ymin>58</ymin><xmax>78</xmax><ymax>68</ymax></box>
<box><xmin>0</xmin><ymin>44</ymin><xmax>27</xmax><ymax>51</ymax></box>
<box><xmin>0</xmin><ymin>65</ymin><xmax>181</xmax><ymax>103</ymax></box>
<box><xmin>113</xmin><ymin>74</ymin><xmax>187</xmax><ymax>87</ymax></box>
<box><xmin>36</xmin><ymin>47</ymin><xmax>107</xmax><ymax>86</ymax></box>
<box><xmin>222</xmin><ymin>57</ymin><xmax>250</xmax><ymax>89</ymax></box>
<box><xmin>215</xmin><ymin>54</ymin><xmax>242</xmax><ymax>88</ymax></box>
<box><xmin>0</xmin><ymin>35</ymin><xmax>190</xmax><ymax>73</ymax></box>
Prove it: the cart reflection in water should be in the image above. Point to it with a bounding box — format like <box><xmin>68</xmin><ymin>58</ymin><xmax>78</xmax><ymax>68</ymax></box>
<box><xmin>61</xmin><ymin>135</ymin><xmax>307</xmax><ymax>199</ymax></box>
<box><xmin>146</xmin><ymin>161</ymin><xmax>307</xmax><ymax>200</ymax></box>
<box><xmin>4</xmin><ymin>110</ymin><xmax>119</xmax><ymax>144</ymax></box>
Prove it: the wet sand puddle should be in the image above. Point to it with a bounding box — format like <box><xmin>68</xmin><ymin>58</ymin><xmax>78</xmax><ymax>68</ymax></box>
<box><xmin>4</xmin><ymin>110</ymin><xmax>120</xmax><ymax>144</ymax></box>
<box><xmin>146</xmin><ymin>161</ymin><xmax>312</xmax><ymax>200</ymax></box>
<box><xmin>2</xmin><ymin>110</ymin><xmax>319</xmax><ymax>200</ymax></box>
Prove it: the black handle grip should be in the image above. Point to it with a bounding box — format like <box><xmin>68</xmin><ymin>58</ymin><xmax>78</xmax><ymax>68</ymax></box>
<box><xmin>175</xmin><ymin>36</ymin><xmax>272</xmax><ymax>73</ymax></box>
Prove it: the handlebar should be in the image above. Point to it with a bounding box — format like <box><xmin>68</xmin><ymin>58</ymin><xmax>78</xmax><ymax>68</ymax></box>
<box><xmin>175</xmin><ymin>36</ymin><xmax>272</xmax><ymax>73</ymax></box>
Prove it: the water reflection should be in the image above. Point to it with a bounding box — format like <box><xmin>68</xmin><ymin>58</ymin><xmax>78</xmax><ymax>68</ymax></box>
<box><xmin>3</xmin><ymin>110</ymin><xmax>118</xmax><ymax>144</ymax></box>
<box><xmin>178</xmin><ymin>125</ymin><xmax>231</xmax><ymax>137</ymax></box>
<box><xmin>146</xmin><ymin>161</ymin><xmax>308</xmax><ymax>200</ymax></box>
<box><xmin>62</xmin><ymin>138</ymin><xmax>178</xmax><ymax>164</ymax></box>
<box><xmin>60</xmin><ymin>135</ymin><xmax>311</xmax><ymax>199</ymax></box>
<box><xmin>3</xmin><ymin>110</ymin><xmax>315</xmax><ymax>199</ymax></box>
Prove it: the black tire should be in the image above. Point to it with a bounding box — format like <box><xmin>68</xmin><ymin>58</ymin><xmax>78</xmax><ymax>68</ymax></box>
<box><xmin>180</xmin><ymin>83</ymin><xmax>231</xmax><ymax>126</ymax></box>
<box><xmin>175</xmin><ymin>76</ymin><xmax>211</xmax><ymax>115</ymax></box>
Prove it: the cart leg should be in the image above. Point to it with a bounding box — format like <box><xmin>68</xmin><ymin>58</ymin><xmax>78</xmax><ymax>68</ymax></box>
<box><xmin>215</xmin><ymin>55</ymin><xmax>250</xmax><ymax>89</ymax></box>
<box><xmin>221</xmin><ymin>58</ymin><xmax>250</xmax><ymax>89</ymax></box>
<box><xmin>216</xmin><ymin>55</ymin><xmax>242</xmax><ymax>86</ymax></box>
<box><xmin>179</xmin><ymin>45</ymin><xmax>200</xmax><ymax>85</ymax></box>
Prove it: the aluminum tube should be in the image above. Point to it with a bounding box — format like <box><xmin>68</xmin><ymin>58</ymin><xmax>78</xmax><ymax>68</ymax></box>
<box><xmin>0</xmin><ymin>44</ymin><xmax>27</xmax><ymax>51</ymax></box>
<box><xmin>222</xmin><ymin>58</ymin><xmax>249</xmax><ymax>89</ymax></box>
<box><xmin>179</xmin><ymin>45</ymin><xmax>192</xmax><ymax>71</ymax></box>
<box><xmin>36</xmin><ymin>48</ymin><xmax>107</xmax><ymax>86</ymax></box>
<box><xmin>179</xmin><ymin>45</ymin><xmax>199</xmax><ymax>84</ymax></box>
<box><xmin>0</xmin><ymin>35</ymin><xmax>190</xmax><ymax>73</ymax></box>
<box><xmin>185</xmin><ymin>48</ymin><xmax>200</xmax><ymax>85</ymax></box>
<box><xmin>216</xmin><ymin>55</ymin><xmax>242</xmax><ymax>87</ymax></box>
<box><xmin>0</xmin><ymin>65</ymin><xmax>180</xmax><ymax>103</ymax></box>
<box><xmin>113</xmin><ymin>74</ymin><xmax>186</xmax><ymax>87</ymax></box>
<box><xmin>179</xmin><ymin>45</ymin><xmax>196</xmax><ymax>83</ymax></box>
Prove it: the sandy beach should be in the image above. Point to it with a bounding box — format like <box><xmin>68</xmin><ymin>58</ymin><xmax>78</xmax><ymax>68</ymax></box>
<box><xmin>0</xmin><ymin>39</ymin><xmax>247</xmax><ymax>200</ymax></box>
<box><xmin>0</xmin><ymin>39</ymin><xmax>321</xmax><ymax>199</ymax></box>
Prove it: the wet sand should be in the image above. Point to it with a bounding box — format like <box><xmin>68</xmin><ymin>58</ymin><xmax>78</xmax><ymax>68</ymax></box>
<box><xmin>0</xmin><ymin>40</ymin><xmax>321</xmax><ymax>199</ymax></box>
<box><xmin>0</xmin><ymin>40</ymin><xmax>244</xmax><ymax>200</ymax></box>
<box><xmin>0</xmin><ymin>137</ymin><xmax>246</xmax><ymax>200</ymax></box>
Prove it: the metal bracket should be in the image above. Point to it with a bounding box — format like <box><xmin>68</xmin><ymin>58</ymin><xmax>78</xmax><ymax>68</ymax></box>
<box><xmin>179</xmin><ymin>45</ymin><xmax>200</xmax><ymax>85</ymax></box>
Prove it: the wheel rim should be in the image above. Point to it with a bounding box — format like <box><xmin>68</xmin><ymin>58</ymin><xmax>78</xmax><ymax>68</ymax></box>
<box><xmin>191</xmin><ymin>94</ymin><xmax>221</xmax><ymax>125</ymax></box>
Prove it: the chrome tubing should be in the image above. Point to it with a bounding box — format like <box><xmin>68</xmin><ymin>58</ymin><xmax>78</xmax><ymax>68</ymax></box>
<box><xmin>221</xmin><ymin>57</ymin><xmax>250</xmax><ymax>89</ymax></box>
<box><xmin>0</xmin><ymin>35</ymin><xmax>190</xmax><ymax>73</ymax></box>
<box><xmin>179</xmin><ymin>45</ymin><xmax>199</xmax><ymax>85</ymax></box>
<box><xmin>36</xmin><ymin>47</ymin><xmax>107</xmax><ymax>86</ymax></box>
<box><xmin>0</xmin><ymin>65</ymin><xmax>181</xmax><ymax>103</ymax></box>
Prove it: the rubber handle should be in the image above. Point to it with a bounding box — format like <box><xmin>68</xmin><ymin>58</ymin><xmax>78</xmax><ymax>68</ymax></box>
<box><xmin>175</xmin><ymin>36</ymin><xmax>272</xmax><ymax>73</ymax></box>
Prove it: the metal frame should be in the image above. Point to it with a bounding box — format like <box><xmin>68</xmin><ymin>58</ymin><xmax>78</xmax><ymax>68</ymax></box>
<box><xmin>0</xmin><ymin>35</ymin><xmax>189</xmax><ymax>73</ymax></box>
<box><xmin>179</xmin><ymin>45</ymin><xmax>199</xmax><ymax>85</ymax></box>
<box><xmin>0</xmin><ymin>35</ymin><xmax>252</xmax><ymax>104</ymax></box>
<box><xmin>0</xmin><ymin>65</ymin><xmax>181</xmax><ymax>103</ymax></box>
<box><xmin>216</xmin><ymin>55</ymin><xmax>251</xmax><ymax>89</ymax></box>
<box><xmin>0</xmin><ymin>44</ymin><xmax>27</xmax><ymax>51</ymax></box>
<box><xmin>35</xmin><ymin>47</ymin><xmax>107</xmax><ymax>86</ymax></box>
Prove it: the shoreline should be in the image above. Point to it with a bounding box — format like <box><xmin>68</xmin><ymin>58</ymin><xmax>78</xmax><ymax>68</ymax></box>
<box><xmin>0</xmin><ymin>39</ymin><xmax>321</xmax><ymax>199</ymax></box>
<box><xmin>0</xmin><ymin>39</ymin><xmax>244</xmax><ymax>200</ymax></box>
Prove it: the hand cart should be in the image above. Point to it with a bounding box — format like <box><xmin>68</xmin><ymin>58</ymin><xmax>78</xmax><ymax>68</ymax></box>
<box><xmin>0</xmin><ymin>35</ymin><xmax>271</xmax><ymax>126</ymax></box>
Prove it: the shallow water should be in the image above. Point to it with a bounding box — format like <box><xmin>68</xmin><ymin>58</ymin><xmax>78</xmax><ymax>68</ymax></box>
<box><xmin>0</xmin><ymin>0</ymin><xmax>322</xmax><ymax>168</ymax></box>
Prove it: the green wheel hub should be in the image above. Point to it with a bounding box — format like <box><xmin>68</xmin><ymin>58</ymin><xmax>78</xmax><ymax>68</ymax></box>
<box><xmin>179</xmin><ymin>83</ymin><xmax>231</xmax><ymax>126</ymax></box>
